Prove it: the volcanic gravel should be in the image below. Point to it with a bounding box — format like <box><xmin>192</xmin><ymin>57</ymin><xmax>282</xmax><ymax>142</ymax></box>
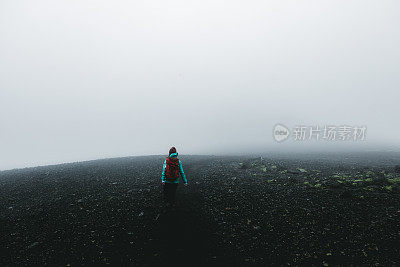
<box><xmin>1</xmin><ymin>152</ymin><xmax>400</xmax><ymax>266</ymax></box>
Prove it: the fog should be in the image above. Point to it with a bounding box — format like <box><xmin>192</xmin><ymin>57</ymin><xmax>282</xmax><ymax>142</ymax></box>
<box><xmin>0</xmin><ymin>0</ymin><xmax>399</xmax><ymax>170</ymax></box>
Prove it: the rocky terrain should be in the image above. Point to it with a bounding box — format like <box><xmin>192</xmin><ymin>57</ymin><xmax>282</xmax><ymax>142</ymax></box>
<box><xmin>1</xmin><ymin>152</ymin><xmax>400</xmax><ymax>266</ymax></box>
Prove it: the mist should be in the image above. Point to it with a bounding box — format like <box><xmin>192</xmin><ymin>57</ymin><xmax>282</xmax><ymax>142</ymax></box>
<box><xmin>1</xmin><ymin>0</ymin><xmax>399</xmax><ymax>170</ymax></box>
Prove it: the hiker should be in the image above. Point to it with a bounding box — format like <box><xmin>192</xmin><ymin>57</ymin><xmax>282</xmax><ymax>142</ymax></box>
<box><xmin>161</xmin><ymin>147</ymin><xmax>187</xmax><ymax>206</ymax></box>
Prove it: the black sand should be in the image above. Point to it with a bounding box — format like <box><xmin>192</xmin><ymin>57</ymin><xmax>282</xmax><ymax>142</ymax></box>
<box><xmin>1</xmin><ymin>152</ymin><xmax>399</xmax><ymax>266</ymax></box>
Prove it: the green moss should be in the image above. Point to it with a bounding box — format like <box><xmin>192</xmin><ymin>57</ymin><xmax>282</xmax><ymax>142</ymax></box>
<box><xmin>364</xmin><ymin>187</ymin><xmax>375</xmax><ymax>192</ymax></box>
<box><xmin>365</xmin><ymin>178</ymin><xmax>373</xmax><ymax>182</ymax></box>
<box><xmin>384</xmin><ymin>185</ymin><xmax>393</xmax><ymax>191</ymax></box>
<box><xmin>366</xmin><ymin>171</ymin><xmax>374</xmax><ymax>177</ymax></box>
<box><xmin>298</xmin><ymin>168</ymin><xmax>307</xmax><ymax>173</ymax></box>
<box><xmin>314</xmin><ymin>183</ymin><xmax>322</xmax><ymax>188</ymax></box>
<box><xmin>388</xmin><ymin>177</ymin><xmax>400</xmax><ymax>184</ymax></box>
<box><xmin>262</xmin><ymin>166</ymin><xmax>267</xmax><ymax>172</ymax></box>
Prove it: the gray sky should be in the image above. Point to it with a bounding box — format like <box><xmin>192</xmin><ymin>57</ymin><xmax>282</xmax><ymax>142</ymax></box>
<box><xmin>1</xmin><ymin>0</ymin><xmax>399</xmax><ymax>170</ymax></box>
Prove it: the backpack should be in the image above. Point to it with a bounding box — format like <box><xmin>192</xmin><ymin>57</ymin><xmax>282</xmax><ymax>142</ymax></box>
<box><xmin>165</xmin><ymin>157</ymin><xmax>180</xmax><ymax>181</ymax></box>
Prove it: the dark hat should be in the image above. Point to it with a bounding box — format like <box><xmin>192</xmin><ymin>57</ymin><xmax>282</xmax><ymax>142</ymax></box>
<box><xmin>169</xmin><ymin>147</ymin><xmax>177</xmax><ymax>155</ymax></box>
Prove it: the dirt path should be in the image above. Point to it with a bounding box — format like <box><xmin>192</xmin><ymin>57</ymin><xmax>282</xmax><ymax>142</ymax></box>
<box><xmin>144</xmin><ymin>185</ymin><xmax>218</xmax><ymax>266</ymax></box>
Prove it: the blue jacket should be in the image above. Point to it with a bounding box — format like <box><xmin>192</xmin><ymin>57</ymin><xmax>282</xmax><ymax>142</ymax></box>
<box><xmin>161</xmin><ymin>153</ymin><xmax>187</xmax><ymax>184</ymax></box>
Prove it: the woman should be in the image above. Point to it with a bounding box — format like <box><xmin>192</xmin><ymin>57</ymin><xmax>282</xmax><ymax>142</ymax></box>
<box><xmin>161</xmin><ymin>147</ymin><xmax>187</xmax><ymax>206</ymax></box>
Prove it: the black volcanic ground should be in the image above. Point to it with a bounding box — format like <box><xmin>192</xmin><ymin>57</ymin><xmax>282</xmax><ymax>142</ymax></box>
<box><xmin>1</xmin><ymin>152</ymin><xmax>400</xmax><ymax>266</ymax></box>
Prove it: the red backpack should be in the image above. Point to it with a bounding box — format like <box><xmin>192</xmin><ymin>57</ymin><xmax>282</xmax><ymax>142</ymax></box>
<box><xmin>165</xmin><ymin>157</ymin><xmax>180</xmax><ymax>180</ymax></box>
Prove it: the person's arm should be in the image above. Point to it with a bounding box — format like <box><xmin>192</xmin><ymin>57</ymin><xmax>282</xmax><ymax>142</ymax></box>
<box><xmin>161</xmin><ymin>160</ymin><xmax>167</xmax><ymax>183</ymax></box>
<box><xmin>179</xmin><ymin>160</ymin><xmax>187</xmax><ymax>184</ymax></box>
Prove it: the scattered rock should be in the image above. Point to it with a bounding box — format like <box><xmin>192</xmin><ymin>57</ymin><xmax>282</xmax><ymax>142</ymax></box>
<box><xmin>394</xmin><ymin>165</ymin><xmax>400</xmax><ymax>173</ymax></box>
<box><xmin>339</xmin><ymin>190</ymin><xmax>352</xmax><ymax>198</ymax></box>
<box><xmin>27</xmin><ymin>242</ymin><xmax>40</xmax><ymax>249</ymax></box>
<box><xmin>239</xmin><ymin>162</ymin><xmax>250</xmax><ymax>169</ymax></box>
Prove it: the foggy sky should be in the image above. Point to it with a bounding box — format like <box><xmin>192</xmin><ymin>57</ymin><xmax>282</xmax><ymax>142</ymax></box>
<box><xmin>1</xmin><ymin>0</ymin><xmax>399</xmax><ymax>170</ymax></box>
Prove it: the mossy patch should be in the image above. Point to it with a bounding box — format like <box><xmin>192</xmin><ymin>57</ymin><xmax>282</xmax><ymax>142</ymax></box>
<box><xmin>363</xmin><ymin>187</ymin><xmax>375</xmax><ymax>192</ymax></box>
<box><xmin>365</xmin><ymin>171</ymin><xmax>374</xmax><ymax>177</ymax></box>
<box><xmin>260</xmin><ymin>166</ymin><xmax>267</xmax><ymax>172</ymax></box>
<box><xmin>387</xmin><ymin>177</ymin><xmax>400</xmax><ymax>184</ymax></box>
<box><xmin>384</xmin><ymin>185</ymin><xmax>393</xmax><ymax>191</ymax></box>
